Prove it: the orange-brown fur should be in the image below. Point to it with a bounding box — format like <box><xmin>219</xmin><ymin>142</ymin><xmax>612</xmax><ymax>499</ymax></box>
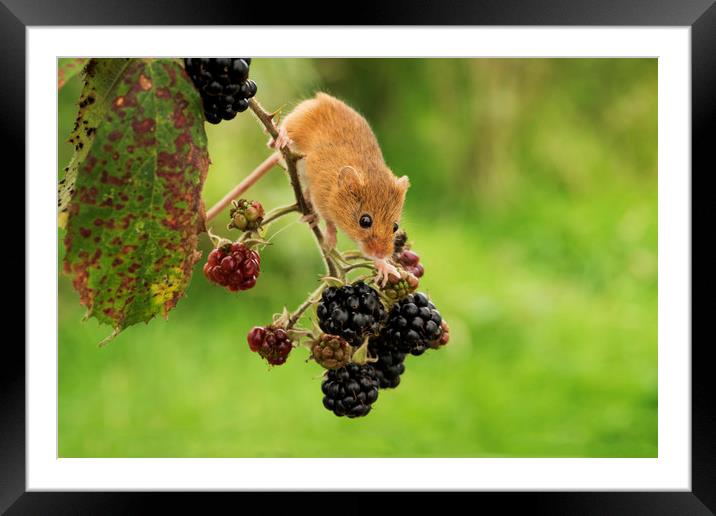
<box><xmin>281</xmin><ymin>93</ymin><xmax>409</xmax><ymax>259</ymax></box>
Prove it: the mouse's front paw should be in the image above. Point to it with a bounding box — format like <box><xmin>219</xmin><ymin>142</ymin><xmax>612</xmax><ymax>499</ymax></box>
<box><xmin>373</xmin><ymin>259</ymin><xmax>400</xmax><ymax>288</ymax></box>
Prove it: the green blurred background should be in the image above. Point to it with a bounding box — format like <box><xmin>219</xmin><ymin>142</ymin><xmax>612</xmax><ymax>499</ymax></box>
<box><xmin>58</xmin><ymin>59</ymin><xmax>657</xmax><ymax>457</ymax></box>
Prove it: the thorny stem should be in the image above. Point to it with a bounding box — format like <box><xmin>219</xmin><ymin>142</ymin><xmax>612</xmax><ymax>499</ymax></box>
<box><xmin>288</xmin><ymin>281</ymin><xmax>328</xmax><ymax>328</ymax></box>
<box><xmin>340</xmin><ymin>250</ymin><xmax>365</xmax><ymax>260</ymax></box>
<box><xmin>248</xmin><ymin>98</ymin><xmax>338</xmax><ymax>278</ymax></box>
<box><xmin>260</xmin><ymin>203</ymin><xmax>300</xmax><ymax>227</ymax></box>
<box><xmin>352</xmin><ymin>273</ymin><xmax>375</xmax><ymax>284</ymax></box>
<box><xmin>207</xmin><ymin>228</ymin><xmax>231</xmax><ymax>248</ymax></box>
<box><xmin>342</xmin><ymin>262</ymin><xmax>375</xmax><ymax>274</ymax></box>
<box><xmin>330</xmin><ymin>249</ymin><xmax>378</xmax><ymax>279</ymax></box>
<box><xmin>205</xmin><ymin>153</ymin><xmax>281</xmax><ymax>222</ymax></box>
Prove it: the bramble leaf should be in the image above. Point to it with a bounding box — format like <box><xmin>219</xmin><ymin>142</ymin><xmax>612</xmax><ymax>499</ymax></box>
<box><xmin>62</xmin><ymin>58</ymin><xmax>210</xmax><ymax>344</ymax></box>
<box><xmin>59</xmin><ymin>58</ymin><xmax>131</xmax><ymax>228</ymax></box>
<box><xmin>58</xmin><ymin>58</ymin><xmax>89</xmax><ymax>90</ymax></box>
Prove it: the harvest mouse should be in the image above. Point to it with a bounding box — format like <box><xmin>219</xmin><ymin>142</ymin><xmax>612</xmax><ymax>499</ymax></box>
<box><xmin>269</xmin><ymin>93</ymin><xmax>409</xmax><ymax>286</ymax></box>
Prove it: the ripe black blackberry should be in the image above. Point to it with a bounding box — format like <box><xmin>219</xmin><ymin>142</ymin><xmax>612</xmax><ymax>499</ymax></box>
<box><xmin>321</xmin><ymin>363</ymin><xmax>380</xmax><ymax>418</ymax></box>
<box><xmin>369</xmin><ymin>337</ymin><xmax>406</xmax><ymax>389</ymax></box>
<box><xmin>183</xmin><ymin>58</ymin><xmax>258</xmax><ymax>124</ymax></box>
<box><xmin>382</xmin><ymin>292</ymin><xmax>443</xmax><ymax>356</ymax></box>
<box><xmin>316</xmin><ymin>282</ymin><xmax>387</xmax><ymax>346</ymax></box>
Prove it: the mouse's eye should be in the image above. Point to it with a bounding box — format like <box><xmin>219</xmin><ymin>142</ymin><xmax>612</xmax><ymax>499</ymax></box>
<box><xmin>359</xmin><ymin>214</ymin><xmax>372</xmax><ymax>229</ymax></box>
<box><xmin>393</xmin><ymin>223</ymin><xmax>399</xmax><ymax>233</ymax></box>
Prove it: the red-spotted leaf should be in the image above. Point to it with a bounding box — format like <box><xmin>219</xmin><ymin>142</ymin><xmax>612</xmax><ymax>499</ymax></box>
<box><xmin>58</xmin><ymin>58</ymin><xmax>89</xmax><ymax>89</ymax></box>
<box><xmin>62</xmin><ymin>58</ymin><xmax>210</xmax><ymax>345</ymax></box>
<box><xmin>59</xmin><ymin>58</ymin><xmax>131</xmax><ymax>229</ymax></box>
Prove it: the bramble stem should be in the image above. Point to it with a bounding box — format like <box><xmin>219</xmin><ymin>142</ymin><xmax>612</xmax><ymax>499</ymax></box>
<box><xmin>339</xmin><ymin>250</ymin><xmax>365</xmax><ymax>261</ymax></box>
<box><xmin>205</xmin><ymin>153</ymin><xmax>281</xmax><ymax>222</ymax></box>
<box><xmin>260</xmin><ymin>203</ymin><xmax>300</xmax><ymax>227</ymax></box>
<box><xmin>352</xmin><ymin>273</ymin><xmax>374</xmax><ymax>284</ymax></box>
<box><xmin>288</xmin><ymin>282</ymin><xmax>328</xmax><ymax>328</ymax></box>
<box><xmin>207</xmin><ymin>228</ymin><xmax>231</xmax><ymax>248</ymax></box>
<box><xmin>342</xmin><ymin>262</ymin><xmax>375</xmax><ymax>274</ymax></box>
<box><xmin>248</xmin><ymin>98</ymin><xmax>338</xmax><ymax>278</ymax></box>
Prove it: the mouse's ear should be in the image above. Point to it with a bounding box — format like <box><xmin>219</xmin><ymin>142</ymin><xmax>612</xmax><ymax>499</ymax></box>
<box><xmin>396</xmin><ymin>175</ymin><xmax>410</xmax><ymax>192</ymax></box>
<box><xmin>338</xmin><ymin>166</ymin><xmax>364</xmax><ymax>193</ymax></box>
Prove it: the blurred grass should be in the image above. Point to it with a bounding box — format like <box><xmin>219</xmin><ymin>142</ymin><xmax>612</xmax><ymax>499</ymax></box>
<box><xmin>58</xmin><ymin>58</ymin><xmax>657</xmax><ymax>457</ymax></box>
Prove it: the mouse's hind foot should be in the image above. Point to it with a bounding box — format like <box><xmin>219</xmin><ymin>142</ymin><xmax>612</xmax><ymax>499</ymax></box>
<box><xmin>267</xmin><ymin>126</ymin><xmax>292</xmax><ymax>150</ymax></box>
<box><xmin>322</xmin><ymin>221</ymin><xmax>337</xmax><ymax>251</ymax></box>
<box><xmin>301</xmin><ymin>212</ymin><xmax>319</xmax><ymax>229</ymax></box>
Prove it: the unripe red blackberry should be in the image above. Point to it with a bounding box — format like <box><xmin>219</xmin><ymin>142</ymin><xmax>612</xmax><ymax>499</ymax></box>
<box><xmin>203</xmin><ymin>242</ymin><xmax>260</xmax><ymax>292</ymax></box>
<box><xmin>369</xmin><ymin>337</ymin><xmax>406</xmax><ymax>389</ymax></box>
<box><xmin>397</xmin><ymin>250</ymin><xmax>424</xmax><ymax>278</ymax></box>
<box><xmin>382</xmin><ymin>292</ymin><xmax>443</xmax><ymax>356</ymax></box>
<box><xmin>316</xmin><ymin>281</ymin><xmax>387</xmax><ymax>346</ymax></box>
<box><xmin>392</xmin><ymin>231</ymin><xmax>425</xmax><ymax>278</ymax></box>
<box><xmin>228</xmin><ymin>199</ymin><xmax>265</xmax><ymax>231</ymax></box>
<box><xmin>247</xmin><ymin>325</ymin><xmax>293</xmax><ymax>365</ymax></box>
<box><xmin>311</xmin><ymin>334</ymin><xmax>354</xmax><ymax>370</ymax></box>
<box><xmin>321</xmin><ymin>363</ymin><xmax>380</xmax><ymax>418</ymax></box>
<box><xmin>183</xmin><ymin>58</ymin><xmax>257</xmax><ymax>125</ymax></box>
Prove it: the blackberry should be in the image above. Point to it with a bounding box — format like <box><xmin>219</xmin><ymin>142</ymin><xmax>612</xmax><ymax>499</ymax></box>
<box><xmin>397</xmin><ymin>250</ymin><xmax>424</xmax><ymax>278</ymax></box>
<box><xmin>203</xmin><ymin>242</ymin><xmax>260</xmax><ymax>292</ymax></box>
<box><xmin>381</xmin><ymin>268</ymin><xmax>419</xmax><ymax>304</ymax></box>
<box><xmin>392</xmin><ymin>230</ymin><xmax>424</xmax><ymax>278</ymax></box>
<box><xmin>183</xmin><ymin>58</ymin><xmax>257</xmax><ymax>125</ymax></box>
<box><xmin>321</xmin><ymin>363</ymin><xmax>379</xmax><ymax>418</ymax></box>
<box><xmin>369</xmin><ymin>337</ymin><xmax>406</xmax><ymax>389</ymax></box>
<box><xmin>382</xmin><ymin>292</ymin><xmax>443</xmax><ymax>356</ymax></box>
<box><xmin>430</xmin><ymin>319</ymin><xmax>450</xmax><ymax>349</ymax></box>
<box><xmin>316</xmin><ymin>282</ymin><xmax>386</xmax><ymax>346</ymax></box>
<box><xmin>247</xmin><ymin>325</ymin><xmax>292</xmax><ymax>365</ymax></box>
<box><xmin>228</xmin><ymin>198</ymin><xmax>264</xmax><ymax>231</ymax></box>
<box><xmin>311</xmin><ymin>333</ymin><xmax>353</xmax><ymax>370</ymax></box>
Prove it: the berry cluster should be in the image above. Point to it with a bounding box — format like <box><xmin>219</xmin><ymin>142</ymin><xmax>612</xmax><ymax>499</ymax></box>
<box><xmin>203</xmin><ymin>242</ymin><xmax>260</xmax><ymax>292</ymax></box>
<box><xmin>183</xmin><ymin>58</ymin><xmax>257</xmax><ymax>124</ymax></box>
<box><xmin>247</xmin><ymin>326</ymin><xmax>293</xmax><ymax>365</ymax></box>
<box><xmin>228</xmin><ymin>199</ymin><xmax>264</xmax><ymax>231</ymax></box>
<box><xmin>381</xmin><ymin>293</ymin><xmax>443</xmax><ymax>356</ymax></box>
<box><xmin>313</xmin><ymin>280</ymin><xmax>447</xmax><ymax>417</ymax></box>
<box><xmin>321</xmin><ymin>363</ymin><xmax>380</xmax><ymax>418</ymax></box>
<box><xmin>316</xmin><ymin>282</ymin><xmax>386</xmax><ymax>346</ymax></box>
<box><xmin>311</xmin><ymin>334</ymin><xmax>353</xmax><ymax>370</ymax></box>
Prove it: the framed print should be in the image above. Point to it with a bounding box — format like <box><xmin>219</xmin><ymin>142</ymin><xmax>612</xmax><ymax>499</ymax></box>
<box><xmin>5</xmin><ymin>0</ymin><xmax>714</xmax><ymax>513</ymax></box>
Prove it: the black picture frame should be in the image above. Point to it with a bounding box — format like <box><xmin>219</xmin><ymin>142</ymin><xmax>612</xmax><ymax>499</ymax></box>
<box><xmin>5</xmin><ymin>0</ymin><xmax>712</xmax><ymax>513</ymax></box>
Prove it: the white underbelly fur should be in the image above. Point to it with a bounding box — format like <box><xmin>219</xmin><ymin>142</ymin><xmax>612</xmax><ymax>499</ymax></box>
<box><xmin>296</xmin><ymin>157</ymin><xmax>308</xmax><ymax>190</ymax></box>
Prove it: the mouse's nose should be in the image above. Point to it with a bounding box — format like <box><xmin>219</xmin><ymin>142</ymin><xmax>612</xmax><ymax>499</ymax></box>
<box><xmin>363</xmin><ymin>238</ymin><xmax>392</xmax><ymax>260</ymax></box>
